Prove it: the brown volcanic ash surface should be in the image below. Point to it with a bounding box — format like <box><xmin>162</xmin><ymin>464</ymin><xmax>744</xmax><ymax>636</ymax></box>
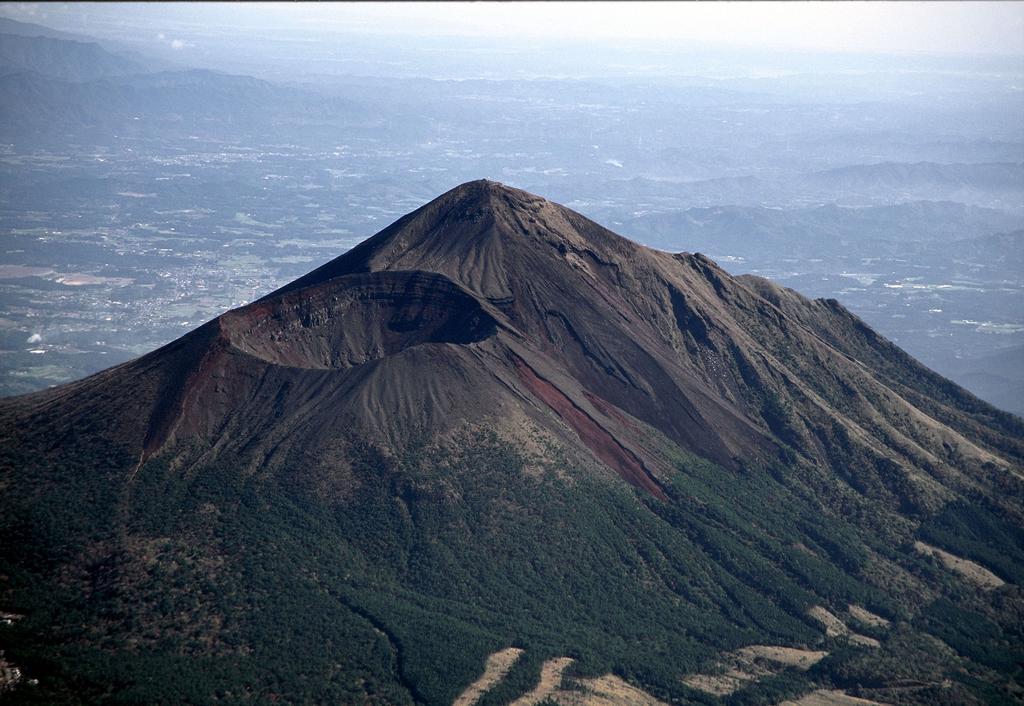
<box><xmin>6</xmin><ymin>179</ymin><xmax>1021</xmax><ymax>508</ymax></box>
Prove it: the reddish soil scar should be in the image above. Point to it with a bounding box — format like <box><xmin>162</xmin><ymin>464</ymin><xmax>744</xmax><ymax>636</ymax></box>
<box><xmin>513</xmin><ymin>356</ymin><xmax>667</xmax><ymax>500</ymax></box>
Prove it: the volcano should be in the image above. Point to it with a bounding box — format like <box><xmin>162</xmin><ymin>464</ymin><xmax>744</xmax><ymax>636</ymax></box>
<box><xmin>1</xmin><ymin>180</ymin><xmax>1022</xmax><ymax>705</ymax></box>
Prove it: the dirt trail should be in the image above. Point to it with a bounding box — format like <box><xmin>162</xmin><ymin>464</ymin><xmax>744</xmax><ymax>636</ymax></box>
<box><xmin>510</xmin><ymin>656</ymin><xmax>575</xmax><ymax>706</ymax></box>
<box><xmin>452</xmin><ymin>647</ymin><xmax>525</xmax><ymax>706</ymax></box>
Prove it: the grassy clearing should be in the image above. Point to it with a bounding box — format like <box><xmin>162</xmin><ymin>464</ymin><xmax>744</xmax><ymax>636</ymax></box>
<box><xmin>453</xmin><ymin>648</ymin><xmax>525</xmax><ymax>706</ymax></box>
<box><xmin>913</xmin><ymin>541</ymin><xmax>1005</xmax><ymax>589</ymax></box>
<box><xmin>847</xmin><ymin>605</ymin><xmax>890</xmax><ymax>630</ymax></box>
<box><xmin>510</xmin><ymin>657</ymin><xmax>574</xmax><ymax>706</ymax></box>
<box><xmin>780</xmin><ymin>689</ymin><xmax>886</xmax><ymax>706</ymax></box>
<box><xmin>559</xmin><ymin>674</ymin><xmax>668</xmax><ymax>706</ymax></box>
<box><xmin>683</xmin><ymin>644</ymin><xmax>828</xmax><ymax>696</ymax></box>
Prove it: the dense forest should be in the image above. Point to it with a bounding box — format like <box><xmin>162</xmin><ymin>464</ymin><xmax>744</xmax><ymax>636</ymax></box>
<box><xmin>2</xmin><ymin>425</ymin><xmax>1021</xmax><ymax>704</ymax></box>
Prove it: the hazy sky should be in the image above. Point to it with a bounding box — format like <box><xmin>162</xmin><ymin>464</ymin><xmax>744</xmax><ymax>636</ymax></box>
<box><xmin>292</xmin><ymin>1</ymin><xmax>1024</xmax><ymax>55</ymax></box>
<box><xmin>5</xmin><ymin>1</ymin><xmax>1024</xmax><ymax>56</ymax></box>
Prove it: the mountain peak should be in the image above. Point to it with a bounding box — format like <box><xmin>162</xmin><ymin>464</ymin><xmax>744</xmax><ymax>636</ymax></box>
<box><xmin>434</xmin><ymin>178</ymin><xmax>553</xmax><ymax>225</ymax></box>
<box><xmin>447</xmin><ymin>177</ymin><xmax>516</xmax><ymax>197</ymax></box>
<box><xmin>271</xmin><ymin>179</ymin><xmax>625</xmax><ymax>300</ymax></box>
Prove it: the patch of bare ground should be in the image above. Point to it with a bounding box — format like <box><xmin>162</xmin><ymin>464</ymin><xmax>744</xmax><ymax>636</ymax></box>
<box><xmin>510</xmin><ymin>657</ymin><xmax>575</xmax><ymax>706</ymax></box>
<box><xmin>808</xmin><ymin>607</ymin><xmax>879</xmax><ymax>647</ymax></box>
<box><xmin>738</xmin><ymin>645</ymin><xmax>828</xmax><ymax>667</ymax></box>
<box><xmin>793</xmin><ymin>542</ymin><xmax>819</xmax><ymax>557</ymax></box>
<box><xmin>779</xmin><ymin>689</ymin><xmax>887</xmax><ymax>706</ymax></box>
<box><xmin>849</xmin><ymin>634</ymin><xmax>881</xmax><ymax>648</ymax></box>
<box><xmin>847</xmin><ymin>605</ymin><xmax>890</xmax><ymax>629</ymax></box>
<box><xmin>557</xmin><ymin>674</ymin><xmax>668</xmax><ymax>706</ymax></box>
<box><xmin>847</xmin><ymin>631</ymin><xmax>880</xmax><ymax>647</ymax></box>
<box><xmin>487</xmin><ymin>411</ymin><xmax>576</xmax><ymax>480</ymax></box>
<box><xmin>913</xmin><ymin>541</ymin><xmax>1005</xmax><ymax>589</ymax></box>
<box><xmin>682</xmin><ymin>673</ymin><xmax>749</xmax><ymax>697</ymax></box>
<box><xmin>682</xmin><ymin>645</ymin><xmax>827</xmax><ymax>696</ymax></box>
<box><xmin>452</xmin><ymin>647</ymin><xmax>525</xmax><ymax>706</ymax></box>
<box><xmin>808</xmin><ymin>606</ymin><xmax>848</xmax><ymax>637</ymax></box>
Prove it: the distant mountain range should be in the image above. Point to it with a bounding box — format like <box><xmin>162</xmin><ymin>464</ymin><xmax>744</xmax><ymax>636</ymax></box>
<box><xmin>0</xmin><ymin>16</ymin><xmax>167</xmax><ymax>74</ymax></box>
<box><xmin>0</xmin><ymin>32</ymin><xmax>147</xmax><ymax>82</ymax></box>
<box><xmin>599</xmin><ymin>163</ymin><xmax>1024</xmax><ymax>211</ymax></box>
<box><xmin>621</xmin><ymin>200</ymin><xmax>1023</xmax><ymax>256</ymax></box>
<box><xmin>811</xmin><ymin>161</ymin><xmax>1024</xmax><ymax>193</ymax></box>
<box><xmin>0</xmin><ymin>16</ymin><xmax>100</xmax><ymax>42</ymax></box>
<box><xmin>0</xmin><ymin>66</ymin><xmax>366</xmax><ymax>140</ymax></box>
<box><xmin>943</xmin><ymin>341</ymin><xmax>1024</xmax><ymax>422</ymax></box>
<box><xmin>1</xmin><ymin>182</ymin><xmax>1021</xmax><ymax>705</ymax></box>
<box><xmin>0</xmin><ymin>27</ymin><xmax>362</xmax><ymax>140</ymax></box>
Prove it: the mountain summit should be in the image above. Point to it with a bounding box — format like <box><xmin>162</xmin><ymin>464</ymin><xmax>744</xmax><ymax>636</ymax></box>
<box><xmin>1</xmin><ymin>182</ymin><xmax>1022</xmax><ymax>704</ymax></box>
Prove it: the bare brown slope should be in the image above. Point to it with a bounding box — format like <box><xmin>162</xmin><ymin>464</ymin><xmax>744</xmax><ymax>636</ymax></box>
<box><xmin>267</xmin><ymin>180</ymin><xmax>777</xmax><ymax>470</ymax></box>
<box><xmin>270</xmin><ymin>181</ymin><xmax>1022</xmax><ymax>492</ymax></box>
<box><xmin>2</xmin><ymin>180</ymin><xmax>1021</xmax><ymax>511</ymax></box>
